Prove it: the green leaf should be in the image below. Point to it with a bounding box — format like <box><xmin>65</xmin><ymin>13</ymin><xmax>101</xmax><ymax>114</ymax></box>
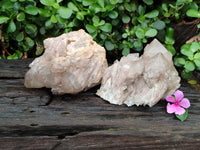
<box><xmin>105</xmin><ymin>4</ymin><xmax>115</xmax><ymax>11</ymax></box>
<box><xmin>86</xmin><ymin>24</ymin><xmax>96</xmax><ymax>33</ymax></box>
<box><xmin>177</xmin><ymin>57</ymin><xmax>186</xmax><ymax>65</ymax></box>
<box><xmin>181</xmin><ymin>43</ymin><xmax>193</xmax><ymax>57</ymax></box>
<box><xmin>17</xmin><ymin>12</ymin><xmax>25</xmax><ymax>21</ymax></box>
<box><xmin>194</xmin><ymin>59</ymin><xmax>200</xmax><ymax>67</ymax></box>
<box><xmin>152</xmin><ymin>21</ymin><xmax>166</xmax><ymax>30</ymax></box>
<box><xmin>45</xmin><ymin>19</ymin><xmax>54</xmax><ymax>29</ymax></box>
<box><xmin>184</xmin><ymin>61</ymin><xmax>195</xmax><ymax>71</ymax></box>
<box><xmin>145</xmin><ymin>29</ymin><xmax>157</xmax><ymax>37</ymax></box>
<box><xmin>136</xmin><ymin>28</ymin><xmax>145</xmax><ymax>39</ymax></box>
<box><xmin>109</xmin><ymin>11</ymin><xmax>118</xmax><ymax>19</ymax></box>
<box><xmin>7</xmin><ymin>20</ymin><xmax>16</xmax><ymax>33</ymax></box>
<box><xmin>145</xmin><ymin>10</ymin><xmax>159</xmax><ymax>18</ymax></box>
<box><xmin>99</xmin><ymin>23</ymin><xmax>112</xmax><ymax>33</ymax></box>
<box><xmin>181</xmin><ymin>70</ymin><xmax>192</xmax><ymax>79</ymax></box>
<box><xmin>92</xmin><ymin>16</ymin><xmax>100</xmax><ymax>24</ymax></box>
<box><xmin>134</xmin><ymin>40</ymin><xmax>143</xmax><ymax>49</ymax></box>
<box><xmin>122</xmin><ymin>48</ymin><xmax>130</xmax><ymax>56</ymax></box>
<box><xmin>194</xmin><ymin>52</ymin><xmax>200</xmax><ymax>59</ymax></box>
<box><xmin>175</xmin><ymin>109</ymin><xmax>188</xmax><ymax>122</ymax></box>
<box><xmin>98</xmin><ymin>0</ymin><xmax>104</xmax><ymax>8</ymax></box>
<box><xmin>186</xmin><ymin>9</ymin><xmax>200</xmax><ymax>18</ymax></box>
<box><xmin>122</xmin><ymin>15</ymin><xmax>130</xmax><ymax>23</ymax></box>
<box><xmin>142</xmin><ymin>0</ymin><xmax>153</xmax><ymax>5</ymax></box>
<box><xmin>16</xmin><ymin>32</ymin><xmax>24</xmax><ymax>42</ymax></box>
<box><xmin>25</xmin><ymin>6</ymin><xmax>38</xmax><ymax>15</ymax></box>
<box><xmin>38</xmin><ymin>8</ymin><xmax>51</xmax><ymax>18</ymax></box>
<box><xmin>190</xmin><ymin>42</ymin><xmax>200</xmax><ymax>53</ymax></box>
<box><xmin>124</xmin><ymin>3</ymin><xmax>132</xmax><ymax>12</ymax></box>
<box><xmin>76</xmin><ymin>12</ymin><xmax>84</xmax><ymax>20</ymax></box>
<box><xmin>105</xmin><ymin>41</ymin><xmax>115</xmax><ymax>51</ymax></box>
<box><xmin>39</xmin><ymin>0</ymin><xmax>55</xmax><ymax>6</ymax></box>
<box><xmin>25</xmin><ymin>37</ymin><xmax>34</xmax><ymax>48</ymax></box>
<box><xmin>57</xmin><ymin>7</ymin><xmax>73</xmax><ymax>19</ymax></box>
<box><xmin>50</xmin><ymin>15</ymin><xmax>57</xmax><ymax>23</ymax></box>
<box><xmin>0</xmin><ymin>16</ymin><xmax>10</xmax><ymax>24</ymax></box>
<box><xmin>68</xmin><ymin>2</ymin><xmax>78</xmax><ymax>11</ymax></box>
<box><xmin>25</xmin><ymin>24</ymin><xmax>37</xmax><ymax>34</ymax></box>
<box><xmin>109</xmin><ymin>0</ymin><xmax>118</xmax><ymax>5</ymax></box>
<box><xmin>165</xmin><ymin>44</ymin><xmax>176</xmax><ymax>56</ymax></box>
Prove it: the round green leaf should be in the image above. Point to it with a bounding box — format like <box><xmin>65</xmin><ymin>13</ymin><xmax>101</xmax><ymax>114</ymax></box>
<box><xmin>184</xmin><ymin>61</ymin><xmax>195</xmax><ymax>71</ymax></box>
<box><xmin>105</xmin><ymin>4</ymin><xmax>115</xmax><ymax>11</ymax></box>
<box><xmin>99</xmin><ymin>23</ymin><xmax>112</xmax><ymax>33</ymax></box>
<box><xmin>105</xmin><ymin>40</ymin><xmax>115</xmax><ymax>51</ymax></box>
<box><xmin>50</xmin><ymin>15</ymin><xmax>57</xmax><ymax>23</ymax></box>
<box><xmin>165</xmin><ymin>44</ymin><xmax>176</xmax><ymax>56</ymax></box>
<box><xmin>181</xmin><ymin>43</ymin><xmax>193</xmax><ymax>57</ymax></box>
<box><xmin>134</xmin><ymin>40</ymin><xmax>142</xmax><ymax>49</ymax></box>
<box><xmin>194</xmin><ymin>59</ymin><xmax>200</xmax><ymax>67</ymax></box>
<box><xmin>122</xmin><ymin>15</ymin><xmax>130</xmax><ymax>23</ymax></box>
<box><xmin>190</xmin><ymin>42</ymin><xmax>200</xmax><ymax>53</ymax></box>
<box><xmin>142</xmin><ymin>0</ymin><xmax>153</xmax><ymax>5</ymax></box>
<box><xmin>124</xmin><ymin>3</ymin><xmax>132</xmax><ymax>12</ymax></box>
<box><xmin>145</xmin><ymin>10</ymin><xmax>159</xmax><ymax>18</ymax></box>
<box><xmin>181</xmin><ymin>70</ymin><xmax>192</xmax><ymax>79</ymax></box>
<box><xmin>109</xmin><ymin>0</ymin><xmax>119</xmax><ymax>5</ymax></box>
<box><xmin>86</xmin><ymin>24</ymin><xmax>97</xmax><ymax>33</ymax></box>
<box><xmin>17</xmin><ymin>12</ymin><xmax>25</xmax><ymax>21</ymax></box>
<box><xmin>8</xmin><ymin>20</ymin><xmax>16</xmax><ymax>33</ymax></box>
<box><xmin>108</xmin><ymin>11</ymin><xmax>118</xmax><ymax>19</ymax></box>
<box><xmin>45</xmin><ymin>19</ymin><xmax>54</xmax><ymax>29</ymax></box>
<box><xmin>76</xmin><ymin>12</ymin><xmax>84</xmax><ymax>20</ymax></box>
<box><xmin>57</xmin><ymin>7</ymin><xmax>73</xmax><ymax>19</ymax></box>
<box><xmin>25</xmin><ymin>37</ymin><xmax>34</xmax><ymax>48</ymax></box>
<box><xmin>152</xmin><ymin>21</ymin><xmax>166</xmax><ymax>30</ymax></box>
<box><xmin>0</xmin><ymin>16</ymin><xmax>10</xmax><ymax>24</ymax></box>
<box><xmin>25</xmin><ymin>6</ymin><xmax>38</xmax><ymax>15</ymax></box>
<box><xmin>38</xmin><ymin>8</ymin><xmax>51</xmax><ymax>18</ymax></box>
<box><xmin>186</xmin><ymin>9</ymin><xmax>200</xmax><ymax>18</ymax></box>
<box><xmin>136</xmin><ymin>28</ymin><xmax>145</xmax><ymax>39</ymax></box>
<box><xmin>25</xmin><ymin>24</ymin><xmax>37</xmax><ymax>34</ymax></box>
<box><xmin>92</xmin><ymin>16</ymin><xmax>100</xmax><ymax>24</ymax></box>
<box><xmin>98</xmin><ymin>0</ymin><xmax>105</xmax><ymax>8</ymax></box>
<box><xmin>39</xmin><ymin>0</ymin><xmax>55</xmax><ymax>6</ymax></box>
<box><xmin>122</xmin><ymin>48</ymin><xmax>130</xmax><ymax>56</ymax></box>
<box><xmin>194</xmin><ymin>52</ymin><xmax>200</xmax><ymax>59</ymax></box>
<box><xmin>68</xmin><ymin>2</ymin><xmax>78</xmax><ymax>11</ymax></box>
<box><xmin>145</xmin><ymin>29</ymin><xmax>157</xmax><ymax>37</ymax></box>
<box><xmin>177</xmin><ymin>57</ymin><xmax>186</xmax><ymax>65</ymax></box>
<box><xmin>16</xmin><ymin>32</ymin><xmax>24</xmax><ymax>42</ymax></box>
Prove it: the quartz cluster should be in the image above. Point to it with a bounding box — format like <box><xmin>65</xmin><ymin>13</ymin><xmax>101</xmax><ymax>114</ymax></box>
<box><xmin>96</xmin><ymin>39</ymin><xmax>180</xmax><ymax>107</ymax></box>
<box><xmin>24</xmin><ymin>29</ymin><xmax>108</xmax><ymax>94</ymax></box>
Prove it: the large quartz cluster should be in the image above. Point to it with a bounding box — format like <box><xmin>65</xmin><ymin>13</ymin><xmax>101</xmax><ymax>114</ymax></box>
<box><xmin>96</xmin><ymin>39</ymin><xmax>180</xmax><ymax>107</ymax></box>
<box><xmin>25</xmin><ymin>29</ymin><xmax>108</xmax><ymax>94</ymax></box>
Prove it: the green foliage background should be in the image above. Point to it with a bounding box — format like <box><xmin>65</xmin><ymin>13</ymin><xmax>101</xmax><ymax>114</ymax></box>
<box><xmin>0</xmin><ymin>0</ymin><xmax>200</xmax><ymax>78</ymax></box>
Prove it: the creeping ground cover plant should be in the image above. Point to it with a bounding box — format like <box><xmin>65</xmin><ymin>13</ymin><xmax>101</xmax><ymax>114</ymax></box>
<box><xmin>166</xmin><ymin>90</ymin><xmax>190</xmax><ymax>121</ymax></box>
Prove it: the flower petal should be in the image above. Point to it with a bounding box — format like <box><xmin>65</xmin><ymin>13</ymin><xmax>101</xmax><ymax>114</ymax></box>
<box><xmin>166</xmin><ymin>95</ymin><xmax>175</xmax><ymax>103</ymax></box>
<box><xmin>174</xmin><ymin>90</ymin><xmax>184</xmax><ymax>101</ymax></box>
<box><xmin>167</xmin><ymin>103</ymin><xmax>176</xmax><ymax>114</ymax></box>
<box><xmin>179</xmin><ymin>98</ymin><xmax>190</xmax><ymax>108</ymax></box>
<box><xmin>174</xmin><ymin>106</ymin><xmax>185</xmax><ymax>115</ymax></box>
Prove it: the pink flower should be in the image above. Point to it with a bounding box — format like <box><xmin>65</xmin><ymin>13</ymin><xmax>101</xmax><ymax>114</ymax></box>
<box><xmin>166</xmin><ymin>90</ymin><xmax>190</xmax><ymax>115</ymax></box>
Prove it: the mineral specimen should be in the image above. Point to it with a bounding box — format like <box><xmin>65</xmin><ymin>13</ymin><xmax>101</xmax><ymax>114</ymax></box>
<box><xmin>24</xmin><ymin>29</ymin><xmax>108</xmax><ymax>94</ymax></box>
<box><xmin>96</xmin><ymin>39</ymin><xmax>180</xmax><ymax>107</ymax></box>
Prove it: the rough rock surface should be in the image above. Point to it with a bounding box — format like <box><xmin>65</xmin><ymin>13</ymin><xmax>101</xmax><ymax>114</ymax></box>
<box><xmin>25</xmin><ymin>29</ymin><xmax>108</xmax><ymax>94</ymax></box>
<box><xmin>96</xmin><ymin>39</ymin><xmax>180</xmax><ymax>107</ymax></box>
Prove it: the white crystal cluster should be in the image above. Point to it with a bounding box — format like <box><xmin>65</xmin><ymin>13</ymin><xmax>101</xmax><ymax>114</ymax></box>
<box><xmin>25</xmin><ymin>29</ymin><xmax>108</xmax><ymax>94</ymax></box>
<box><xmin>96</xmin><ymin>39</ymin><xmax>180</xmax><ymax>107</ymax></box>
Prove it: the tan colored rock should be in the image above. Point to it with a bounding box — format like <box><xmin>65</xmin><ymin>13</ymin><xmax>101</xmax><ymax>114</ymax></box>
<box><xmin>96</xmin><ymin>39</ymin><xmax>180</xmax><ymax>107</ymax></box>
<box><xmin>25</xmin><ymin>29</ymin><xmax>108</xmax><ymax>94</ymax></box>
